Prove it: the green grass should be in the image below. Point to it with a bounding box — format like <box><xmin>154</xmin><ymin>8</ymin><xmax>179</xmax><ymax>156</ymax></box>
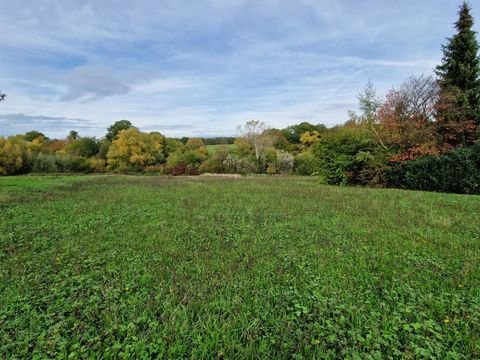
<box><xmin>206</xmin><ymin>144</ymin><xmax>236</xmax><ymax>154</ymax></box>
<box><xmin>1</xmin><ymin>176</ymin><xmax>479</xmax><ymax>358</ymax></box>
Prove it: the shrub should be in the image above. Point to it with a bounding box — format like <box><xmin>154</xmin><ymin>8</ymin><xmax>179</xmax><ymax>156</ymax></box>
<box><xmin>32</xmin><ymin>153</ymin><xmax>58</xmax><ymax>173</ymax></box>
<box><xmin>266</xmin><ymin>164</ymin><xmax>278</xmax><ymax>175</ymax></box>
<box><xmin>200</xmin><ymin>145</ymin><xmax>231</xmax><ymax>173</ymax></box>
<box><xmin>88</xmin><ymin>158</ymin><xmax>107</xmax><ymax>173</ymax></box>
<box><xmin>387</xmin><ymin>144</ymin><xmax>480</xmax><ymax>194</ymax></box>
<box><xmin>312</xmin><ymin>128</ymin><xmax>384</xmax><ymax>185</ymax></box>
<box><xmin>294</xmin><ymin>151</ymin><xmax>319</xmax><ymax>175</ymax></box>
<box><xmin>275</xmin><ymin>150</ymin><xmax>294</xmax><ymax>174</ymax></box>
<box><xmin>143</xmin><ymin>165</ymin><xmax>165</xmax><ymax>175</ymax></box>
<box><xmin>166</xmin><ymin>146</ymin><xmax>207</xmax><ymax>175</ymax></box>
<box><xmin>55</xmin><ymin>155</ymin><xmax>89</xmax><ymax>173</ymax></box>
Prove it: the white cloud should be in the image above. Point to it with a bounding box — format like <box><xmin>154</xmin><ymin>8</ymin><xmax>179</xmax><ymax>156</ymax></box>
<box><xmin>60</xmin><ymin>64</ymin><xmax>131</xmax><ymax>101</ymax></box>
<box><xmin>0</xmin><ymin>0</ymin><xmax>478</xmax><ymax>138</ymax></box>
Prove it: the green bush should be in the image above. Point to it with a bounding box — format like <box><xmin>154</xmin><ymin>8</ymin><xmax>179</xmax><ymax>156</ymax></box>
<box><xmin>294</xmin><ymin>151</ymin><xmax>319</xmax><ymax>175</ymax></box>
<box><xmin>311</xmin><ymin>128</ymin><xmax>385</xmax><ymax>185</ymax></box>
<box><xmin>55</xmin><ymin>155</ymin><xmax>90</xmax><ymax>173</ymax></box>
<box><xmin>387</xmin><ymin>144</ymin><xmax>480</xmax><ymax>194</ymax></box>
<box><xmin>31</xmin><ymin>153</ymin><xmax>59</xmax><ymax>173</ymax></box>
<box><xmin>65</xmin><ymin>137</ymin><xmax>99</xmax><ymax>157</ymax></box>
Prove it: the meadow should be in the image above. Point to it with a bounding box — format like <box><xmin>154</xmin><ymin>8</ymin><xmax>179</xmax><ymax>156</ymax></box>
<box><xmin>0</xmin><ymin>175</ymin><xmax>479</xmax><ymax>358</ymax></box>
<box><xmin>205</xmin><ymin>144</ymin><xmax>236</xmax><ymax>155</ymax></box>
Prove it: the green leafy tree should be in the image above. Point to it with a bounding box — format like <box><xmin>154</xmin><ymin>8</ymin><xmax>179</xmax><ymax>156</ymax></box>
<box><xmin>312</xmin><ymin>128</ymin><xmax>387</xmax><ymax>186</ymax></box>
<box><xmin>282</xmin><ymin>122</ymin><xmax>326</xmax><ymax>144</ymax></box>
<box><xmin>435</xmin><ymin>2</ymin><xmax>480</xmax><ymax>144</ymax></box>
<box><xmin>67</xmin><ymin>130</ymin><xmax>79</xmax><ymax>141</ymax></box>
<box><xmin>65</xmin><ymin>137</ymin><xmax>99</xmax><ymax>157</ymax></box>
<box><xmin>24</xmin><ymin>131</ymin><xmax>47</xmax><ymax>142</ymax></box>
<box><xmin>106</xmin><ymin>120</ymin><xmax>134</xmax><ymax>141</ymax></box>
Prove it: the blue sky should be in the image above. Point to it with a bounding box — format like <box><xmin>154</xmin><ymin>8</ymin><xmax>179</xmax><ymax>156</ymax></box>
<box><xmin>0</xmin><ymin>0</ymin><xmax>479</xmax><ymax>138</ymax></box>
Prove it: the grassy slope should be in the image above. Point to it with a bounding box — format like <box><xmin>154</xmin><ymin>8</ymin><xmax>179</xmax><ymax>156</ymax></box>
<box><xmin>205</xmin><ymin>144</ymin><xmax>236</xmax><ymax>154</ymax></box>
<box><xmin>0</xmin><ymin>176</ymin><xmax>479</xmax><ymax>358</ymax></box>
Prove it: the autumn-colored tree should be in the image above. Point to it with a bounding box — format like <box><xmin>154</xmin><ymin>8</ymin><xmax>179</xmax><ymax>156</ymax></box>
<box><xmin>166</xmin><ymin>144</ymin><xmax>208</xmax><ymax>175</ymax></box>
<box><xmin>377</xmin><ymin>88</ymin><xmax>437</xmax><ymax>158</ymax></box>
<box><xmin>185</xmin><ymin>138</ymin><xmax>205</xmax><ymax>150</ymax></box>
<box><xmin>26</xmin><ymin>135</ymin><xmax>48</xmax><ymax>154</ymax></box>
<box><xmin>374</xmin><ymin>75</ymin><xmax>440</xmax><ymax>160</ymax></box>
<box><xmin>107</xmin><ymin>128</ymin><xmax>165</xmax><ymax>171</ymax></box>
<box><xmin>0</xmin><ymin>137</ymin><xmax>29</xmax><ymax>175</ymax></box>
<box><xmin>299</xmin><ymin>131</ymin><xmax>321</xmax><ymax>147</ymax></box>
<box><xmin>45</xmin><ymin>139</ymin><xmax>68</xmax><ymax>154</ymax></box>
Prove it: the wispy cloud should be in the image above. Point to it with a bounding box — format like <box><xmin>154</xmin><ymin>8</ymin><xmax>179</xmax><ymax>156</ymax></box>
<box><xmin>0</xmin><ymin>0</ymin><xmax>478</xmax><ymax>138</ymax></box>
<box><xmin>0</xmin><ymin>113</ymin><xmax>100</xmax><ymax>138</ymax></box>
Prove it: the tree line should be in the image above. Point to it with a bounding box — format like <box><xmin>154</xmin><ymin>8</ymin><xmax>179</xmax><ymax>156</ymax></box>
<box><xmin>1</xmin><ymin>2</ymin><xmax>479</xmax><ymax>194</ymax></box>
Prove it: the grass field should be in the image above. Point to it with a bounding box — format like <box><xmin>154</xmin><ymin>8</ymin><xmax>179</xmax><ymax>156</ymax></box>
<box><xmin>1</xmin><ymin>175</ymin><xmax>479</xmax><ymax>358</ymax></box>
<box><xmin>206</xmin><ymin>144</ymin><xmax>236</xmax><ymax>154</ymax></box>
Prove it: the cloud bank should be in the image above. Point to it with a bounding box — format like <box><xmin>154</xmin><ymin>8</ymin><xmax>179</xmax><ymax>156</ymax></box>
<box><xmin>0</xmin><ymin>0</ymin><xmax>478</xmax><ymax>138</ymax></box>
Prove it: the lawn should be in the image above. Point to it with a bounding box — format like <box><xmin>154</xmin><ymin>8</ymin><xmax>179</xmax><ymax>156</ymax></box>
<box><xmin>1</xmin><ymin>175</ymin><xmax>479</xmax><ymax>358</ymax></box>
<box><xmin>205</xmin><ymin>144</ymin><xmax>236</xmax><ymax>154</ymax></box>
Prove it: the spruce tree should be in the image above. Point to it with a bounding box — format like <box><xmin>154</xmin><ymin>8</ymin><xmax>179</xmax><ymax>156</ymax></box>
<box><xmin>436</xmin><ymin>2</ymin><xmax>480</xmax><ymax>128</ymax></box>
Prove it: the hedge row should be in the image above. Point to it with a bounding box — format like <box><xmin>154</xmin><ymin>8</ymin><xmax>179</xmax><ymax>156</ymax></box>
<box><xmin>387</xmin><ymin>144</ymin><xmax>480</xmax><ymax>194</ymax></box>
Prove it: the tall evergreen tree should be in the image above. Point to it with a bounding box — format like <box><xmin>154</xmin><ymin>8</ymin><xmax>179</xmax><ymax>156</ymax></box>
<box><xmin>435</xmin><ymin>2</ymin><xmax>480</xmax><ymax>142</ymax></box>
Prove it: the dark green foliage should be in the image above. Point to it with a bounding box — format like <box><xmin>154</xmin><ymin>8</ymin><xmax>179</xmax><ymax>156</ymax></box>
<box><xmin>65</xmin><ymin>137</ymin><xmax>99</xmax><ymax>158</ymax></box>
<box><xmin>24</xmin><ymin>130</ymin><xmax>47</xmax><ymax>142</ymax></box>
<box><xmin>200</xmin><ymin>145</ymin><xmax>231</xmax><ymax>173</ymax></box>
<box><xmin>312</xmin><ymin>128</ymin><xmax>386</xmax><ymax>185</ymax></box>
<box><xmin>387</xmin><ymin>143</ymin><xmax>480</xmax><ymax>194</ymax></box>
<box><xmin>0</xmin><ymin>176</ymin><xmax>479</xmax><ymax>358</ymax></box>
<box><xmin>55</xmin><ymin>155</ymin><xmax>90</xmax><ymax>173</ymax></box>
<box><xmin>31</xmin><ymin>153</ymin><xmax>92</xmax><ymax>173</ymax></box>
<box><xmin>204</xmin><ymin>137</ymin><xmax>235</xmax><ymax>145</ymax></box>
<box><xmin>31</xmin><ymin>153</ymin><xmax>59</xmax><ymax>173</ymax></box>
<box><xmin>96</xmin><ymin>138</ymin><xmax>111</xmax><ymax>160</ymax></box>
<box><xmin>67</xmin><ymin>130</ymin><xmax>79</xmax><ymax>141</ymax></box>
<box><xmin>105</xmin><ymin>120</ymin><xmax>134</xmax><ymax>141</ymax></box>
<box><xmin>282</xmin><ymin>122</ymin><xmax>326</xmax><ymax>144</ymax></box>
<box><xmin>436</xmin><ymin>2</ymin><xmax>480</xmax><ymax>125</ymax></box>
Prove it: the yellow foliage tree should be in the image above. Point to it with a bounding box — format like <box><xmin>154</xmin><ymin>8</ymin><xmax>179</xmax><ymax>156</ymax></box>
<box><xmin>107</xmin><ymin>128</ymin><xmax>165</xmax><ymax>171</ymax></box>
<box><xmin>185</xmin><ymin>138</ymin><xmax>205</xmax><ymax>150</ymax></box>
<box><xmin>299</xmin><ymin>131</ymin><xmax>321</xmax><ymax>146</ymax></box>
<box><xmin>0</xmin><ymin>137</ymin><xmax>24</xmax><ymax>175</ymax></box>
<box><xmin>27</xmin><ymin>136</ymin><xmax>47</xmax><ymax>153</ymax></box>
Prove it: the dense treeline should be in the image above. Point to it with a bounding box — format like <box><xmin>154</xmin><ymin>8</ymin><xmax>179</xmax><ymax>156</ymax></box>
<box><xmin>1</xmin><ymin>2</ymin><xmax>479</xmax><ymax>194</ymax></box>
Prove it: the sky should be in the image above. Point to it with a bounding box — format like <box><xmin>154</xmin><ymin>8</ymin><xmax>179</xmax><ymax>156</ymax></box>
<box><xmin>0</xmin><ymin>0</ymin><xmax>479</xmax><ymax>138</ymax></box>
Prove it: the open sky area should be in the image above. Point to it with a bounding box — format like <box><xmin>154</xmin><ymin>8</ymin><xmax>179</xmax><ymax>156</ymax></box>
<box><xmin>1</xmin><ymin>0</ymin><xmax>479</xmax><ymax>138</ymax></box>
